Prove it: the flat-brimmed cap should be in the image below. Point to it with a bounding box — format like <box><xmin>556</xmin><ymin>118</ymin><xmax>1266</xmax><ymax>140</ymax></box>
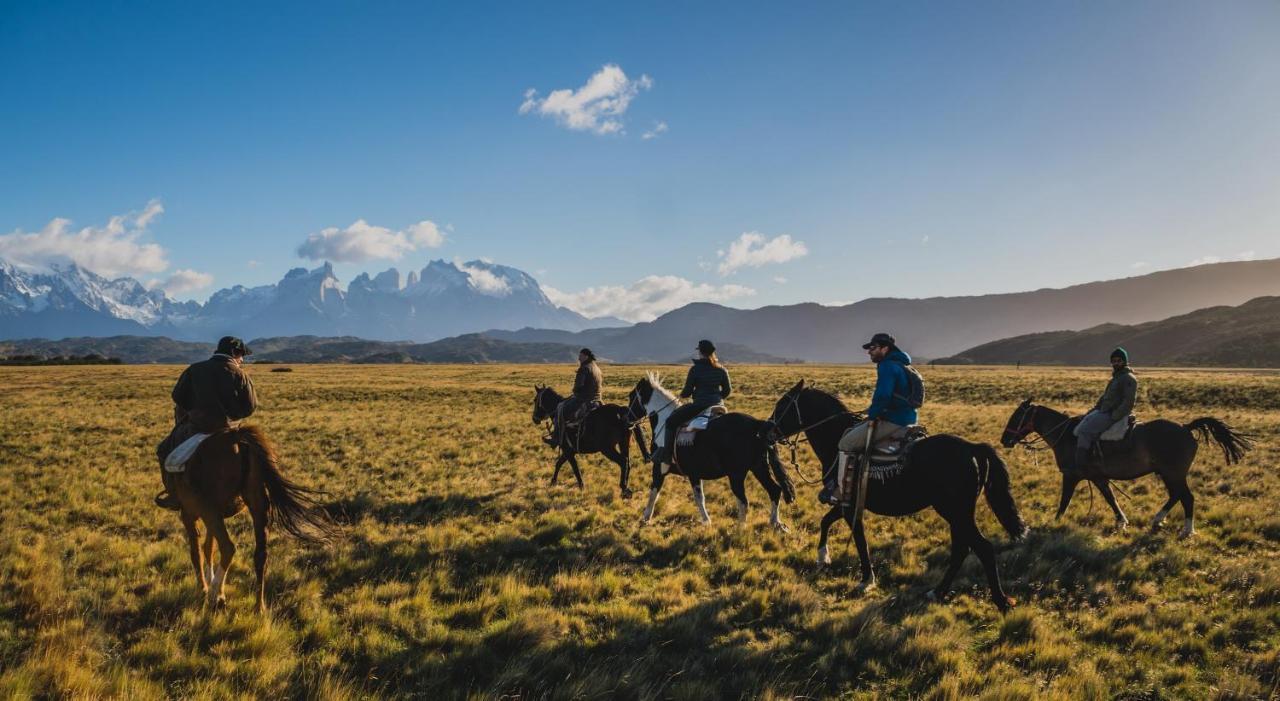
<box><xmin>861</xmin><ymin>332</ymin><xmax>896</xmax><ymax>350</ymax></box>
<box><xmin>216</xmin><ymin>336</ymin><xmax>252</xmax><ymax>357</ymax></box>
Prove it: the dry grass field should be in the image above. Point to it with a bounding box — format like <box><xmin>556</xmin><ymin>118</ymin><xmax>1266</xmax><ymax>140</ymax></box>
<box><xmin>2</xmin><ymin>363</ymin><xmax>1278</xmax><ymax>699</ymax></box>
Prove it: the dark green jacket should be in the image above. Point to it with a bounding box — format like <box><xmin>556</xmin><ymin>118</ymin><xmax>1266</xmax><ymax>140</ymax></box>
<box><xmin>681</xmin><ymin>358</ymin><xmax>731</xmax><ymax>405</ymax></box>
<box><xmin>172</xmin><ymin>354</ymin><xmax>257</xmax><ymax>431</ymax></box>
<box><xmin>1094</xmin><ymin>366</ymin><xmax>1137</xmax><ymax>421</ymax></box>
<box><xmin>573</xmin><ymin>360</ymin><xmax>603</xmax><ymax>402</ymax></box>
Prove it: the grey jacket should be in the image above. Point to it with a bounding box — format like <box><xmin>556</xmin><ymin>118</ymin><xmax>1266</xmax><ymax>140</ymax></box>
<box><xmin>573</xmin><ymin>360</ymin><xmax>603</xmax><ymax>402</ymax></box>
<box><xmin>680</xmin><ymin>358</ymin><xmax>731</xmax><ymax>405</ymax></box>
<box><xmin>1094</xmin><ymin>367</ymin><xmax>1137</xmax><ymax>421</ymax></box>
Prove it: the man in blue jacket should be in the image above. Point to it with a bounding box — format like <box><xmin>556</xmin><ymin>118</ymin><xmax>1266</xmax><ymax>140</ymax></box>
<box><xmin>818</xmin><ymin>332</ymin><xmax>919</xmax><ymax>505</ymax></box>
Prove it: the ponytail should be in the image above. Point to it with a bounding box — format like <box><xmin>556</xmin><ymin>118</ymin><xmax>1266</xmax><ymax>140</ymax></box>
<box><xmin>706</xmin><ymin>351</ymin><xmax>722</xmax><ymax>369</ymax></box>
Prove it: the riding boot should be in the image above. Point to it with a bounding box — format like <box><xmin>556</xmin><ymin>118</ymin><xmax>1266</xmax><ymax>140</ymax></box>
<box><xmin>154</xmin><ymin>490</ymin><xmax>180</xmax><ymax>510</ymax></box>
<box><xmin>818</xmin><ymin>452</ymin><xmax>851</xmax><ymax>505</ymax></box>
<box><xmin>1072</xmin><ymin>445</ymin><xmax>1092</xmax><ymax>475</ymax></box>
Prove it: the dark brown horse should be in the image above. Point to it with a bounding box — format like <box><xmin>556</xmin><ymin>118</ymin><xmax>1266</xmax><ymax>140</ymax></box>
<box><xmin>167</xmin><ymin>425</ymin><xmax>335</xmax><ymax>612</ymax></box>
<box><xmin>1000</xmin><ymin>400</ymin><xmax>1254</xmax><ymax>538</ymax></box>
<box><xmin>532</xmin><ymin>386</ymin><xmax>646</xmax><ymax>497</ymax></box>
<box><xmin>769</xmin><ymin>381</ymin><xmax>1027</xmax><ymax>612</ymax></box>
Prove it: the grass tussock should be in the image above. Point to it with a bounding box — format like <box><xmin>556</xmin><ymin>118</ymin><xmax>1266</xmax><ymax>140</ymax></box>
<box><xmin>1</xmin><ymin>363</ymin><xmax>1277</xmax><ymax>697</ymax></box>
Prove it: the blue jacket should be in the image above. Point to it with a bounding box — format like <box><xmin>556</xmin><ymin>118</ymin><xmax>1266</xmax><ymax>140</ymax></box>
<box><xmin>866</xmin><ymin>348</ymin><xmax>918</xmax><ymax>426</ymax></box>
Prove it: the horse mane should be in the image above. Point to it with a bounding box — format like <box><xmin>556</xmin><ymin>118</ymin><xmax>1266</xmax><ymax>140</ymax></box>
<box><xmin>801</xmin><ymin>386</ymin><xmax>853</xmax><ymax>415</ymax></box>
<box><xmin>645</xmin><ymin>371</ymin><xmax>677</xmax><ymax>403</ymax></box>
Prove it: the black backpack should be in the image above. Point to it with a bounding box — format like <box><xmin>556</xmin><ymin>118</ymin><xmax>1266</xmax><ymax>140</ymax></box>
<box><xmin>891</xmin><ymin>361</ymin><xmax>926</xmax><ymax>409</ymax></box>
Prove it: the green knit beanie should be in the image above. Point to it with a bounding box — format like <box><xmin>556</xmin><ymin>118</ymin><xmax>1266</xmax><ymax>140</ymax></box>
<box><xmin>1110</xmin><ymin>347</ymin><xmax>1129</xmax><ymax>364</ymax></box>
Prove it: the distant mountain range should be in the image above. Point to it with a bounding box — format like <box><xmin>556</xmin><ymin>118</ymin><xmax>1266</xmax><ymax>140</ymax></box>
<box><xmin>0</xmin><ymin>258</ymin><xmax>615</xmax><ymax>342</ymax></box>
<box><xmin>0</xmin><ymin>333</ymin><xmax>798</xmax><ymax>365</ymax></box>
<box><xmin>938</xmin><ymin>296</ymin><xmax>1280</xmax><ymax>367</ymax></box>
<box><xmin>6</xmin><ymin>255</ymin><xmax>1280</xmax><ymax>363</ymax></box>
<box><xmin>488</xmin><ymin>258</ymin><xmax>1280</xmax><ymax>362</ymax></box>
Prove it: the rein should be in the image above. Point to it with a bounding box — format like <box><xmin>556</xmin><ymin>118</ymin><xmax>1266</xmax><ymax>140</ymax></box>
<box><xmin>770</xmin><ymin>389</ymin><xmax>861</xmax><ymax>485</ymax></box>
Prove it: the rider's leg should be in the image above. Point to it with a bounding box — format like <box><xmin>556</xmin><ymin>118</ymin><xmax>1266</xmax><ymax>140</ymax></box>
<box><xmin>1074</xmin><ymin>410</ymin><xmax>1111</xmax><ymax>473</ymax></box>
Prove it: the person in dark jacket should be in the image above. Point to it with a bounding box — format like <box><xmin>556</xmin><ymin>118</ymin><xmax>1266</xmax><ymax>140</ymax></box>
<box><xmin>1072</xmin><ymin>347</ymin><xmax>1138</xmax><ymax>473</ymax></box>
<box><xmin>547</xmin><ymin>348</ymin><xmax>604</xmax><ymax>446</ymax></box>
<box><xmin>655</xmin><ymin>340</ymin><xmax>732</xmax><ymax>471</ymax></box>
<box><xmin>819</xmin><ymin>332</ymin><xmax>919</xmax><ymax>505</ymax></box>
<box><xmin>154</xmin><ymin>336</ymin><xmax>258</xmax><ymax>509</ymax></box>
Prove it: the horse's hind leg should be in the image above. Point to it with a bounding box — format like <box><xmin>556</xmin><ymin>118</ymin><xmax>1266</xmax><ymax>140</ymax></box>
<box><xmin>205</xmin><ymin>516</ymin><xmax>236</xmax><ymax>610</ymax></box>
<box><xmin>201</xmin><ymin>529</ymin><xmax>215</xmax><ymax>590</ymax></box>
<box><xmin>690</xmin><ymin>478</ymin><xmax>711</xmax><ymax>525</ymax></box>
<box><xmin>641</xmin><ymin>464</ymin><xmax>666</xmax><ymax>524</ymax></box>
<box><xmin>1151</xmin><ymin>470</ymin><xmax>1181</xmax><ymax>531</ymax></box>
<box><xmin>567</xmin><ymin>454</ymin><xmax>585</xmax><ymax>490</ymax></box>
<box><xmin>929</xmin><ymin>520</ymin><xmax>971</xmax><ymax>604</ymax></box>
<box><xmin>245</xmin><ymin>478</ymin><xmax>270</xmax><ymax>615</ymax></box>
<box><xmin>1175</xmin><ymin>477</ymin><xmax>1195</xmax><ymax>539</ymax></box>
<box><xmin>817</xmin><ymin>507</ymin><xmax>841</xmax><ymax>565</ymax></box>
<box><xmin>728</xmin><ymin>473</ymin><xmax>749</xmax><ymax>524</ymax></box>
<box><xmin>1093</xmin><ymin>479</ymin><xmax>1128</xmax><ymax>529</ymax></box>
<box><xmin>749</xmin><ymin>461</ymin><xmax>787</xmax><ymax>531</ymax></box>
<box><xmin>181</xmin><ymin>512</ymin><xmax>207</xmax><ymax>594</ymax></box>
<box><xmin>850</xmin><ymin>513</ymin><xmax>875</xmax><ymax>592</ymax></box>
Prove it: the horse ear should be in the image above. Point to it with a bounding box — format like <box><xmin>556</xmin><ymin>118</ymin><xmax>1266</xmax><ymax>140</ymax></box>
<box><xmin>789</xmin><ymin>379</ymin><xmax>804</xmax><ymax>392</ymax></box>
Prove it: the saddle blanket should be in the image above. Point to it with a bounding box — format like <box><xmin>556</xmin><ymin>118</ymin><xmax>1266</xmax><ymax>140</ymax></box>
<box><xmin>675</xmin><ymin>404</ymin><xmax>727</xmax><ymax>446</ymax></box>
<box><xmin>164</xmin><ymin>432</ymin><xmax>213</xmax><ymax>472</ymax></box>
<box><xmin>1074</xmin><ymin>415</ymin><xmax>1135</xmax><ymax>441</ymax></box>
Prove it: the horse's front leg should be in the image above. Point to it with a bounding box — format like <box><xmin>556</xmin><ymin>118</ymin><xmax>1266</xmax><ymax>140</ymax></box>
<box><xmin>550</xmin><ymin>453</ymin><xmax>566</xmax><ymax>486</ymax></box>
<box><xmin>1093</xmin><ymin>479</ymin><xmax>1128</xmax><ymax>529</ymax></box>
<box><xmin>817</xmin><ymin>506</ymin><xmax>841</xmax><ymax>565</ymax></box>
<box><xmin>850</xmin><ymin>512</ymin><xmax>876</xmax><ymax>592</ymax></box>
<box><xmin>1056</xmin><ymin>473</ymin><xmax>1082</xmax><ymax>520</ymax></box>
<box><xmin>641</xmin><ymin>462</ymin><xmax>666</xmax><ymax>524</ymax></box>
<box><xmin>566</xmin><ymin>453</ymin><xmax>584</xmax><ymax>489</ymax></box>
<box><xmin>601</xmin><ymin>443</ymin><xmax>632</xmax><ymax>499</ymax></box>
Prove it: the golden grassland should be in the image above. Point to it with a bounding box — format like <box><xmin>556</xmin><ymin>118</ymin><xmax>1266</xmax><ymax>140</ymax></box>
<box><xmin>1</xmin><ymin>363</ymin><xmax>1278</xmax><ymax>699</ymax></box>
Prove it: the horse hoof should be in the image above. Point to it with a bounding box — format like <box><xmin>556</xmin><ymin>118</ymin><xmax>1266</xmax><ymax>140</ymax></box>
<box><xmin>621</xmin><ymin>489</ymin><xmax>634</xmax><ymax>499</ymax></box>
<box><xmin>700</xmin><ymin>517</ymin><xmax>712</xmax><ymax>526</ymax></box>
<box><xmin>771</xmin><ymin>521</ymin><xmax>791</xmax><ymax>533</ymax></box>
<box><xmin>1179</xmin><ymin>528</ymin><xmax>1196</xmax><ymax>540</ymax></box>
<box><xmin>855</xmin><ymin>580</ymin><xmax>877</xmax><ymax>595</ymax></box>
<box><xmin>926</xmin><ymin>590</ymin><xmax>944</xmax><ymax>604</ymax></box>
<box><xmin>997</xmin><ymin>596</ymin><xmax>1017</xmax><ymax>613</ymax></box>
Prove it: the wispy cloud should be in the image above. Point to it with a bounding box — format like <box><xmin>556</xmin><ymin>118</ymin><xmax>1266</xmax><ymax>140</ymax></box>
<box><xmin>520</xmin><ymin>64</ymin><xmax>653</xmax><ymax>135</ymax></box>
<box><xmin>297</xmin><ymin>219</ymin><xmax>445</xmax><ymax>263</ymax></box>
<box><xmin>544</xmin><ymin>275</ymin><xmax>755</xmax><ymax>322</ymax></box>
<box><xmin>1131</xmin><ymin>261</ymin><xmax>1150</xmax><ymax>269</ymax></box>
<box><xmin>642</xmin><ymin>121</ymin><xmax>668</xmax><ymax>140</ymax></box>
<box><xmin>0</xmin><ymin>200</ymin><xmax>168</xmax><ymax>278</ymax></box>
<box><xmin>151</xmin><ymin>268</ymin><xmax>214</xmax><ymax>295</ymax></box>
<box><xmin>773</xmin><ymin>276</ymin><xmax>788</xmax><ymax>284</ymax></box>
<box><xmin>717</xmin><ymin>232</ymin><xmax>808</xmax><ymax>276</ymax></box>
<box><xmin>1188</xmin><ymin>250</ymin><xmax>1256</xmax><ymax>267</ymax></box>
<box><xmin>455</xmin><ymin>259</ymin><xmax>510</xmax><ymax>297</ymax></box>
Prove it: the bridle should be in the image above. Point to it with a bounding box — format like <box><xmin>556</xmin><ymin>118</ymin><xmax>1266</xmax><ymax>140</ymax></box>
<box><xmin>768</xmin><ymin>387</ymin><xmax>861</xmax><ymax>485</ymax></box>
<box><xmin>1004</xmin><ymin>402</ymin><xmax>1072</xmax><ymax>451</ymax></box>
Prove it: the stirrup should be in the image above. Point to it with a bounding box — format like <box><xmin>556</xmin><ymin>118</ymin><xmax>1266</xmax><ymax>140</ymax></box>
<box><xmin>154</xmin><ymin>490</ymin><xmax>181</xmax><ymax>511</ymax></box>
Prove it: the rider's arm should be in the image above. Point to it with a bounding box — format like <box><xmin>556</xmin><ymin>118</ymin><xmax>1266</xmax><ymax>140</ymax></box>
<box><xmin>719</xmin><ymin>368</ymin><xmax>732</xmax><ymax>400</ymax></box>
<box><xmin>229</xmin><ymin>371</ymin><xmax>257</xmax><ymax>420</ymax></box>
<box><xmin>866</xmin><ymin>363</ymin><xmax>894</xmax><ymax>419</ymax></box>
<box><xmin>171</xmin><ymin>367</ymin><xmax>194</xmax><ymax>410</ymax></box>
<box><xmin>1113</xmin><ymin>376</ymin><xmax>1137</xmax><ymax>421</ymax></box>
<box><xmin>680</xmin><ymin>367</ymin><xmax>695</xmax><ymax>399</ymax></box>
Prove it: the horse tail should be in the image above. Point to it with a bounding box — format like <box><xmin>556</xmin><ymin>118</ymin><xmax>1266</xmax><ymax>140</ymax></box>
<box><xmin>767</xmin><ymin>444</ymin><xmax>796</xmax><ymax>504</ymax></box>
<box><xmin>974</xmin><ymin>443</ymin><xmax>1028</xmax><ymax>540</ymax></box>
<box><xmin>238</xmin><ymin>425</ymin><xmax>338</xmax><ymax>544</ymax></box>
<box><xmin>1185</xmin><ymin>417</ymin><xmax>1255</xmax><ymax>464</ymax></box>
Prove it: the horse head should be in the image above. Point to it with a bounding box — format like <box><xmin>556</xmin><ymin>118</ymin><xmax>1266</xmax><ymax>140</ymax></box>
<box><xmin>1000</xmin><ymin>398</ymin><xmax>1036</xmax><ymax>448</ymax></box>
<box><xmin>532</xmin><ymin>384</ymin><xmax>556</xmax><ymax>424</ymax></box>
<box><xmin>767</xmin><ymin>379</ymin><xmax>807</xmax><ymax>440</ymax></box>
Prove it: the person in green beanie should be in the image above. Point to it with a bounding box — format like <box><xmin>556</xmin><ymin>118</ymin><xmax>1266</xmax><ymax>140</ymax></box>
<box><xmin>1073</xmin><ymin>347</ymin><xmax>1138</xmax><ymax>472</ymax></box>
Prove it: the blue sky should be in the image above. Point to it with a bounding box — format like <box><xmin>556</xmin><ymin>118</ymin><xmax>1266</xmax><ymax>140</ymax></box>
<box><xmin>2</xmin><ymin>1</ymin><xmax>1277</xmax><ymax>319</ymax></box>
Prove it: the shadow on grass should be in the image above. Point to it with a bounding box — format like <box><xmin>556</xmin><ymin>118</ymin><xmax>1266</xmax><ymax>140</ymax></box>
<box><xmin>323</xmin><ymin>491</ymin><xmax>504</xmax><ymax>525</ymax></box>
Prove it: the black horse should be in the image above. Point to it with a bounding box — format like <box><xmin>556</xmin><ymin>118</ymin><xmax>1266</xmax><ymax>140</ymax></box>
<box><xmin>1000</xmin><ymin>399</ymin><xmax>1254</xmax><ymax>537</ymax></box>
<box><xmin>631</xmin><ymin>372</ymin><xmax>795</xmax><ymax>528</ymax></box>
<box><xmin>769</xmin><ymin>380</ymin><xmax>1027</xmax><ymax>612</ymax></box>
<box><xmin>532</xmin><ymin>385</ymin><xmax>646</xmax><ymax>497</ymax></box>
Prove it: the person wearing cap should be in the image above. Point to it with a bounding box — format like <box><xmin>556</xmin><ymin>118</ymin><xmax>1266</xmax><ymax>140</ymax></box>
<box><xmin>1072</xmin><ymin>347</ymin><xmax>1138</xmax><ymax>473</ymax></box>
<box><xmin>154</xmin><ymin>336</ymin><xmax>258</xmax><ymax>510</ymax></box>
<box><xmin>819</xmin><ymin>332</ymin><xmax>918</xmax><ymax>505</ymax></box>
<box><xmin>654</xmin><ymin>340</ymin><xmax>732</xmax><ymax>471</ymax></box>
<box><xmin>547</xmin><ymin>348</ymin><xmax>604</xmax><ymax>447</ymax></box>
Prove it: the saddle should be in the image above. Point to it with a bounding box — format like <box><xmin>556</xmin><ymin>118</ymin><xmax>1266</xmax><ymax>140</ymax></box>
<box><xmin>1074</xmin><ymin>414</ymin><xmax>1138</xmax><ymax>442</ymax></box>
<box><xmin>867</xmin><ymin>425</ymin><xmax>929</xmax><ymax>465</ymax></box>
<box><xmin>565</xmin><ymin>400</ymin><xmax>602</xmax><ymax>428</ymax></box>
<box><xmin>675</xmin><ymin>404</ymin><xmax>728</xmax><ymax>447</ymax></box>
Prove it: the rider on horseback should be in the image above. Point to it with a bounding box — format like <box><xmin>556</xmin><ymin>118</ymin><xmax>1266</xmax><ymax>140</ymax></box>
<box><xmin>819</xmin><ymin>332</ymin><xmax>919</xmax><ymax>505</ymax></box>
<box><xmin>653</xmin><ymin>340</ymin><xmax>731</xmax><ymax>473</ymax></box>
<box><xmin>545</xmin><ymin>348</ymin><xmax>603</xmax><ymax>447</ymax></box>
<box><xmin>154</xmin><ymin>336</ymin><xmax>258</xmax><ymax>510</ymax></box>
<box><xmin>1072</xmin><ymin>347</ymin><xmax>1137</xmax><ymax>474</ymax></box>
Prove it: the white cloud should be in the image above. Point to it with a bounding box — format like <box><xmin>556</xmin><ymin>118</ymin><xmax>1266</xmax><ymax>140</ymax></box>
<box><xmin>716</xmin><ymin>232</ymin><xmax>809</xmax><ymax>276</ymax></box>
<box><xmin>1188</xmin><ymin>251</ymin><xmax>1256</xmax><ymax>267</ymax></box>
<box><xmin>455</xmin><ymin>259</ymin><xmax>510</xmax><ymax>297</ymax></box>
<box><xmin>520</xmin><ymin>64</ymin><xmax>653</xmax><ymax>135</ymax></box>
<box><xmin>0</xmin><ymin>200</ymin><xmax>168</xmax><ymax>278</ymax></box>
<box><xmin>921</xmin><ymin>235</ymin><xmax>930</xmax><ymax>245</ymax></box>
<box><xmin>1131</xmin><ymin>261</ymin><xmax>1150</xmax><ymax>269</ymax></box>
<box><xmin>544</xmin><ymin>275</ymin><xmax>755</xmax><ymax>322</ymax></box>
<box><xmin>297</xmin><ymin>219</ymin><xmax>446</xmax><ymax>263</ymax></box>
<box><xmin>152</xmin><ymin>268</ymin><xmax>214</xmax><ymax>295</ymax></box>
<box><xmin>642</xmin><ymin>121</ymin><xmax>668</xmax><ymax>140</ymax></box>
<box><xmin>247</xmin><ymin>259</ymin><xmax>261</xmax><ymax>268</ymax></box>
<box><xmin>773</xmin><ymin>276</ymin><xmax>788</xmax><ymax>284</ymax></box>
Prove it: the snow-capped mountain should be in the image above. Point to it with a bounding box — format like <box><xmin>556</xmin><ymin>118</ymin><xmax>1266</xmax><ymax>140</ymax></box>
<box><xmin>0</xmin><ymin>258</ymin><xmax>603</xmax><ymax>341</ymax></box>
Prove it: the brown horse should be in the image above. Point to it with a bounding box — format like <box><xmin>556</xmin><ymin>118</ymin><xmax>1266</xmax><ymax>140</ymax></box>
<box><xmin>167</xmin><ymin>425</ymin><xmax>335</xmax><ymax>612</ymax></box>
<box><xmin>1000</xmin><ymin>400</ymin><xmax>1254</xmax><ymax>538</ymax></box>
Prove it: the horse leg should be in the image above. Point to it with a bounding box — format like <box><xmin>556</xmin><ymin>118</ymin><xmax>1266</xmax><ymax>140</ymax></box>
<box><xmin>817</xmin><ymin>507</ymin><xmax>841</xmax><ymax>565</ymax></box>
<box><xmin>567</xmin><ymin>453</ymin><xmax>584</xmax><ymax>490</ymax></box>
<box><xmin>1056</xmin><ymin>473</ymin><xmax>1082</xmax><ymax>520</ymax></box>
<box><xmin>929</xmin><ymin>520</ymin><xmax>971</xmax><ymax>604</ymax></box>
<box><xmin>601</xmin><ymin>444</ymin><xmax>632</xmax><ymax>499</ymax></box>
<box><xmin>967</xmin><ymin>522</ymin><xmax>1014</xmax><ymax>613</ymax></box>
<box><xmin>1175</xmin><ymin>477</ymin><xmax>1196</xmax><ymax>539</ymax></box>
<box><xmin>641</xmin><ymin>463</ymin><xmax>666</xmax><ymax>524</ymax></box>
<box><xmin>749</xmin><ymin>461</ymin><xmax>788</xmax><ymax>531</ymax></box>
<box><xmin>201</xmin><ymin>529</ymin><xmax>216</xmax><ymax>592</ymax></box>
<box><xmin>850</xmin><ymin>513</ymin><xmax>875</xmax><ymax>592</ymax></box>
<box><xmin>728</xmin><ymin>473</ymin><xmax>749</xmax><ymax>524</ymax></box>
<box><xmin>205</xmin><ymin>516</ymin><xmax>236</xmax><ymax>610</ymax></box>
<box><xmin>245</xmin><ymin>478</ymin><xmax>270</xmax><ymax>615</ymax></box>
<box><xmin>550</xmin><ymin>453</ymin><xmax>566</xmax><ymax>486</ymax></box>
<box><xmin>690</xmin><ymin>478</ymin><xmax>711</xmax><ymax>525</ymax></box>
<box><xmin>181</xmin><ymin>512</ymin><xmax>207</xmax><ymax>594</ymax></box>
<box><xmin>1151</xmin><ymin>471</ymin><xmax>1181</xmax><ymax>531</ymax></box>
<box><xmin>1093</xmin><ymin>479</ymin><xmax>1128</xmax><ymax>529</ymax></box>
